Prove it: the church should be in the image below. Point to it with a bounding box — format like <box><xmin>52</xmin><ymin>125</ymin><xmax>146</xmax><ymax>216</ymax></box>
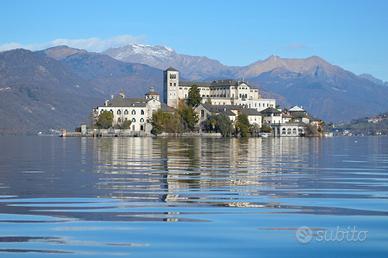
<box><xmin>163</xmin><ymin>67</ymin><xmax>276</xmax><ymax>111</ymax></box>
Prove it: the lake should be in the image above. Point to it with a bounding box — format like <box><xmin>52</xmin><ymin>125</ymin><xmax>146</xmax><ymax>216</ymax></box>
<box><xmin>0</xmin><ymin>136</ymin><xmax>387</xmax><ymax>257</ymax></box>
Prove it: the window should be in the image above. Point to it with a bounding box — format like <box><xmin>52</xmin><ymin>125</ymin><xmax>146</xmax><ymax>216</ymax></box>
<box><xmin>170</xmin><ymin>83</ymin><xmax>172</xmax><ymax>86</ymax></box>
<box><xmin>201</xmin><ymin>110</ymin><xmax>205</xmax><ymax>118</ymax></box>
<box><xmin>174</xmin><ymin>83</ymin><xmax>176</xmax><ymax>86</ymax></box>
<box><xmin>141</xmin><ymin>110</ymin><xmax>144</xmax><ymax>115</ymax></box>
<box><xmin>169</xmin><ymin>74</ymin><xmax>176</xmax><ymax>79</ymax></box>
<box><xmin>132</xmin><ymin>118</ymin><xmax>136</xmax><ymax>122</ymax></box>
<box><xmin>140</xmin><ymin>125</ymin><xmax>144</xmax><ymax>131</ymax></box>
<box><xmin>118</xmin><ymin>118</ymin><xmax>121</xmax><ymax>123</ymax></box>
<box><xmin>131</xmin><ymin>110</ymin><xmax>136</xmax><ymax>115</ymax></box>
<box><xmin>117</xmin><ymin>110</ymin><xmax>121</xmax><ymax>115</ymax></box>
<box><xmin>140</xmin><ymin>118</ymin><xmax>144</xmax><ymax>123</ymax></box>
<box><xmin>124</xmin><ymin>110</ymin><xmax>128</xmax><ymax>115</ymax></box>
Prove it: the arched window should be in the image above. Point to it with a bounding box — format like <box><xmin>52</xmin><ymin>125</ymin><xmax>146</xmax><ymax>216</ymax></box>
<box><xmin>132</xmin><ymin>118</ymin><xmax>136</xmax><ymax>123</ymax></box>
<box><xmin>124</xmin><ymin>110</ymin><xmax>128</xmax><ymax>115</ymax></box>
<box><xmin>140</xmin><ymin>118</ymin><xmax>144</xmax><ymax>123</ymax></box>
<box><xmin>117</xmin><ymin>110</ymin><xmax>121</xmax><ymax>115</ymax></box>
<box><xmin>131</xmin><ymin>110</ymin><xmax>136</xmax><ymax>115</ymax></box>
<box><xmin>293</xmin><ymin>128</ymin><xmax>297</xmax><ymax>134</ymax></box>
<box><xmin>110</xmin><ymin>109</ymin><xmax>113</xmax><ymax>113</ymax></box>
<box><xmin>141</xmin><ymin>110</ymin><xmax>144</xmax><ymax>115</ymax></box>
<box><xmin>118</xmin><ymin>118</ymin><xmax>121</xmax><ymax>123</ymax></box>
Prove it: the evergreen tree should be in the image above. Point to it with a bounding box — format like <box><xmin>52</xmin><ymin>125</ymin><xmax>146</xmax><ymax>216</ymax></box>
<box><xmin>236</xmin><ymin>114</ymin><xmax>250</xmax><ymax>137</ymax></box>
<box><xmin>96</xmin><ymin>111</ymin><xmax>113</xmax><ymax>129</ymax></box>
<box><xmin>187</xmin><ymin>85</ymin><xmax>202</xmax><ymax>107</ymax></box>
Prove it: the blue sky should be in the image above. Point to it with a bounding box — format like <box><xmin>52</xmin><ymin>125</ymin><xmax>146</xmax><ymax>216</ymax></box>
<box><xmin>1</xmin><ymin>0</ymin><xmax>387</xmax><ymax>80</ymax></box>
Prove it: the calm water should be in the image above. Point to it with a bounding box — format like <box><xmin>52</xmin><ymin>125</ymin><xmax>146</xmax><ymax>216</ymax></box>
<box><xmin>0</xmin><ymin>136</ymin><xmax>387</xmax><ymax>257</ymax></box>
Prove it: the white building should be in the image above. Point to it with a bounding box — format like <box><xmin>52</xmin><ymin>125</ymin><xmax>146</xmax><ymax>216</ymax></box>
<box><xmin>163</xmin><ymin>67</ymin><xmax>276</xmax><ymax>111</ymax></box>
<box><xmin>93</xmin><ymin>89</ymin><xmax>161</xmax><ymax>132</ymax></box>
<box><xmin>260</xmin><ymin>107</ymin><xmax>283</xmax><ymax>124</ymax></box>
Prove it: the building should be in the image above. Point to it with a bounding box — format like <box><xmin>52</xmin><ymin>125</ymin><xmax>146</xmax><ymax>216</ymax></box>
<box><xmin>288</xmin><ymin>106</ymin><xmax>311</xmax><ymax>124</ymax></box>
<box><xmin>260</xmin><ymin>107</ymin><xmax>283</xmax><ymax>124</ymax></box>
<box><xmin>93</xmin><ymin>88</ymin><xmax>161</xmax><ymax>133</ymax></box>
<box><xmin>163</xmin><ymin>67</ymin><xmax>276</xmax><ymax>111</ymax></box>
<box><xmin>271</xmin><ymin>123</ymin><xmax>305</xmax><ymax>137</ymax></box>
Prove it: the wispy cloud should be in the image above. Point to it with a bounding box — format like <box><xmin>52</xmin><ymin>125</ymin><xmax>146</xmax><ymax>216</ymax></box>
<box><xmin>0</xmin><ymin>34</ymin><xmax>145</xmax><ymax>52</ymax></box>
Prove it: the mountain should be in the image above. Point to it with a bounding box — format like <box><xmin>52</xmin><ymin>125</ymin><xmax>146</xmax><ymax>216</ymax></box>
<box><xmin>359</xmin><ymin>73</ymin><xmax>388</xmax><ymax>87</ymax></box>
<box><xmin>43</xmin><ymin>45</ymin><xmax>86</xmax><ymax>60</ymax></box>
<box><xmin>104</xmin><ymin>45</ymin><xmax>388</xmax><ymax>122</ymax></box>
<box><xmin>0</xmin><ymin>49</ymin><xmax>103</xmax><ymax>134</ymax></box>
<box><xmin>1</xmin><ymin>44</ymin><xmax>388</xmax><ymax>133</ymax></box>
<box><xmin>61</xmin><ymin>53</ymin><xmax>162</xmax><ymax>97</ymax></box>
<box><xmin>0</xmin><ymin>48</ymin><xmax>162</xmax><ymax>134</ymax></box>
<box><xmin>244</xmin><ymin>56</ymin><xmax>388</xmax><ymax>121</ymax></box>
<box><xmin>335</xmin><ymin>112</ymin><xmax>388</xmax><ymax>136</ymax></box>
<box><xmin>104</xmin><ymin>44</ymin><xmax>234</xmax><ymax>80</ymax></box>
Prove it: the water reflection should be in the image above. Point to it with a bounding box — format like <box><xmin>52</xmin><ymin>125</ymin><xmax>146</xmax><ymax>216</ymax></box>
<box><xmin>0</xmin><ymin>136</ymin><xmax>388</xmax><ymax>256</ymax></box>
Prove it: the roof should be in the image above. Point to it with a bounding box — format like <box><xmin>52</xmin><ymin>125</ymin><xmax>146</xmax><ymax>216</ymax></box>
<box><xmin>180</xmin><ymin>81</ymin><xmax>211</xmax><ymax>87</ymax></box>
<box><xmin>290</xmin><ymin>111</ymin><xmax>309</xmax><ymax>119</ymax></box>
<box><xmin>146</xmin><ymin>91</ymin><xmax>159</xmax><ymax>95</ymax></box>
<box><xmin>240</xmin><ymin>108</ymin><xmax>262</xmax><ymax>116</ymax></box>
<box><xmin>106</xmin><ymin>96</ymin><xmax>147</xmax><ymax>107</ymax></box>
<box><xmin>200</xmin><ymin>103</ymin><xmax>236</xmax><ymax>116</ymax></box>
<box><xmin>179</xmin><ymin>79</ymin><xmax>256</xmax><ymax>89</ymax></box>
<box><xmin>145</xmin><ymin>87</ymin><xmax>160</xmax><ymax>95</ymax></box>
<box><xmin>289</xmin><ymin>106</ymin><xmax>305</xmax><ymax>112</ymax></box>
<box><xmin>260</xmin><ymin>107</ymin><xmax>282</xmax><ymax>115</ymax></box>
<box><xmin>200</xmin><ymin>104</ymin><xmax>261</xmax><ymax>117</ymax></box>
<box><xmin>282</xmin><ymin>113</ymin><xmax>293</xmax><ymax>118</ymax></box>
<box><xmin>160</xmin><ymin>103</ymin><xmax>175</xmax><ymax>113</ymax></box>
<box><xmin>165</xmin><ymin>67</ymin><xmax>178</xmax><ymax>72</ymax></box>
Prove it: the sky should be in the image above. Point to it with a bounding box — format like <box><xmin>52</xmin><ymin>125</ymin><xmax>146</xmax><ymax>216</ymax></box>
<box><xmin>0</xmin><ymin>0</ymin><xmax>387</xmax><ymax>80</ymax></box>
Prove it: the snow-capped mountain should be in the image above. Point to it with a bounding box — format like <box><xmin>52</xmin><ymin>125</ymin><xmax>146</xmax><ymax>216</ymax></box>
<box><xmin>104</xmin><ymin>44</ymin><xmax>234</xmax><ymax>80</ymax></box>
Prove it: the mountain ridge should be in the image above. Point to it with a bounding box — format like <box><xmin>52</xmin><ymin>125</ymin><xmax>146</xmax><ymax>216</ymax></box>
<box><xmin>1</xmin><ymin>45</ymin><xmax>388</xmax><ymax>134</ymax></box>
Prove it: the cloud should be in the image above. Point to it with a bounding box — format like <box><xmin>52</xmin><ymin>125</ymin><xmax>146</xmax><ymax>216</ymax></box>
<box><xmin>286</xmin><ymin>43</ymin><xmax>309</xmax><ymax>50</ymax></box>
<box><xmin>0</xmin><ymin>34</ymin><xmax>145</xmax><ymax>52</ymax></box>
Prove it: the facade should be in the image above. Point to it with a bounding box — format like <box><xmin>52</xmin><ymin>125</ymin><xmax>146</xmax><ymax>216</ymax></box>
<box><xmin>260</xmin><ymin>107</ymin><xmax>283</xmax><ymax>124</ymax></box>
<box><xmin>163</xmin><ymin>67</ymin><xmax>276</xmax><ymax>111</ymax></box>
<box><xmin>272</xmin><ymin>123</ymin><xmax>305</xmax><ymax>137</ymax></box>
<box><xmin>93</xmin><ymin>89</ymin><xmax>161</xmax><ymax>133</ymax></box>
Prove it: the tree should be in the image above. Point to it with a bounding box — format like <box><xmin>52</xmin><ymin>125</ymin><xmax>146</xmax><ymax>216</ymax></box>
<box><xmin>236</xmin><ymin>114</ymin><xmax>250</xmax><ymax>137</ymax></box>
<box><xmin>120</xmin><ymin>120</ymin><xmax>132</xmax><ymax>129</ymax></box>
<box><xmin>151</xmin><ymin>110</ymin><xmax>165</xmax><ymax>135</ymax></box>
<box><xmin>187</xmin><ymin>85</ymin><xmax>202</xmax><ymax>107</ymax></box>
<box><xmin>202</xmin><ymin>115</ymin><xmax>218</xmax><ymax>132</ymax></box>
<box><xmin>96</xmin><ymin>111</ymin><xmax>113</xmax><ymax>129</ymax></box>
<box><xmin>179</xmin><ymin>104</ymin><xmax>199</xmax><ymax>131</ymax></box>
<box><xmin>151</xmin><ymin>110</ymin><xmax>183</xmax><ymax>135</ymax></box>
<box><xmin>215</xmin><ymin>114</ymin><xmax>233</xmax><ymax>137</ymax></box>
<box><xmin>260</xmin><ymin>124</ymin><xmax>272</xmax><ymax>133</ymax></box>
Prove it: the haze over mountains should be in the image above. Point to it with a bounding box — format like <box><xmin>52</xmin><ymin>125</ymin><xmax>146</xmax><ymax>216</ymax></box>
<box><xmin>1</xmin><ymin>44</ymin><xmax>388</xmax><ymax>134</ymax></box>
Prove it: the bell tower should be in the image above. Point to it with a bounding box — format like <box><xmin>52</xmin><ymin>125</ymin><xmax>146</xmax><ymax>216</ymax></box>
<box><xmin>163</xmin><ymin>67</ymin><xmax>179</xmax><ymax>108</ymax></box>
